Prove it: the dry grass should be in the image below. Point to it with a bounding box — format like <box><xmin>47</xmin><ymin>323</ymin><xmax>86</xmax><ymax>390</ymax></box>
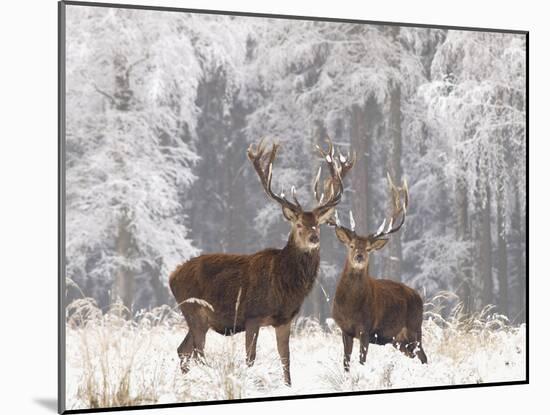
<box><xmin>65</xmin><ymin>293</ymin><xmax>526</xmax><ymax>411</ymax></box>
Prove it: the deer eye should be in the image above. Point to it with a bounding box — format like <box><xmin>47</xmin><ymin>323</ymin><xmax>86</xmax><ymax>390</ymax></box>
<box><xmin>296</xmin><ymin>223</ymin><xmax>303</xmax><ymax>229</ymax></box>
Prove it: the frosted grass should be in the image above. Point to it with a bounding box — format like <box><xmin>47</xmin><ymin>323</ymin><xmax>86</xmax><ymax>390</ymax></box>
<box><xmin>65</xmin><ymin>297</ymin><xmax>526</xmax><ymax>410</ymax></box>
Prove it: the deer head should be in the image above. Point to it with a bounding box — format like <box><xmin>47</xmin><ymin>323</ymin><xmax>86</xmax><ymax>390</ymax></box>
<box><xmin>248</xmin><ymin>137</ymin><xmax>355</xmax><ymax>251</ymax></box>
<box><xmin>334</xmin><ymin>173</ymin><xmax>409</xmax><ymax>269</ymax></box>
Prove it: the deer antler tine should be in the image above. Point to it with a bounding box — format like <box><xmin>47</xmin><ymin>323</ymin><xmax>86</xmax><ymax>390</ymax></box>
<box><xmin>268</xmin><ymin>142</ymin><xmax>278</xmax><ymax>164</ymax></box>
<box><xmin>267</xmin><ymin>161</ymin><xmax>273</xmax><ymax>189</ymax></box>
<box><xmin>368</xmin><ymin>173</ymin><xmax>409</xmax><ymax>240</ymax></box>
<box><xmin>387</xmin><ymin>172</ymin><xmax>402</xmax><ymax>210</ymax></box>
<box><xmin>291</xmin><ymin>186</ymin><xmax>301</xmax><ymax>209</ymax></box>
<box><xmin>387</xmin><ymin>171</ymin><xmax>395</xmax><ymax>189</ymax></box>
<box><xmin>315</xmin><ymin>144</ymin><xmax>323</xmax><ymax>158</ymax></box>
<box><xmin>313</xmin><ymin>166</ymin><xmax>322</xmax><ymax>202</ymax></box>
<box><xmin>312</xmin><ymin>138</ymin><xmax>354</xmax><ymax>216</ymax></box>
<box><xmin>403</xmin><ymin>178</ymin><xmax>409</xmax><ymax>209</ymax></box>
<box><xmin>325</xmin><ymin>136</ymin><xmax>335</xmax><ymax>158</ymax></box>
<box><xmin>248</xmin><ymin>138</ymin><xmax>303</xmax><ymax>213</ymax></box>
<box><xmin>349</xmin><ymin>210</ymin><xmax>356</xmax><ymax>232</ymax></box>
<box><xmin>257</xmin><ymin>136</ymin><xmax>266</xmax><ymax>153</ymax></box>
<box><xmin>247</xmin><ymin>143</ymin><xmax>256</xmax><ymax>159</ymax></box>
<box><xmin>375</xmin><ymin>218</ymin><xmax>386</xmax><ymax>236</ymax></box>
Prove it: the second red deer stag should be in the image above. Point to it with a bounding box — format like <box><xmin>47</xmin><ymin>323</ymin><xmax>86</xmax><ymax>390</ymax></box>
<box><xmin>169</xmin><ymin>138</ymin><xmax>354</xmax><ymax>385</ymax></box>
<box><xmin>331</xmin><ymin>174</ymin><xmax>428</xmax><ymax>371</ymax></box>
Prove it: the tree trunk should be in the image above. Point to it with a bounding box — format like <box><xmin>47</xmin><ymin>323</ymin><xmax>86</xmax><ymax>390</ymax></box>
<box><xmin>149</xmin><ymin>258</ymin><xmax>168</xmax><ymax>307</ymax></box>
<box><xmin>386</xmin><ymin>69</ymin><xmax>403</xmax><ymax>281</ymax></box>
<box><xmin>351</xmin><ymin>98</ymin><xmax>381</xmax><ymax>275</ymax></box>
<box><xmin>113</xmin><ymin>211</ymin><xmax>133</xmax><ymax>317</ymax></box>
<box><xmin>512</xmin><ymin>185</ymin><xmax>526</xmax><ymax>322</ymax></box>
<box><xmin>479</xmin><ymin>185</ymin><xmax>494</xmax><ymax>308</ymax></box>
<box><xmin>496</xmin><ymin>189</ymin><xmax>509</xmax><ymax>316</ymax></box>
<box><xmin>351</xmin><ymin>104</ymin><xmax>369</xmax><ymax>234</ymax></box>
<box><xmin>111</xmin><ymin>53</ymin><xmax>136</xmax><ymax>316</ymax></box>
<box><xmin>455</xmin><ymin>175</ymin><xmax>472</xmax><ymax>313</ymax></box>
<box><xmin>310</xmin><ymin>120</ymin><xmax>329</xmax><ymax>322</ymax></box>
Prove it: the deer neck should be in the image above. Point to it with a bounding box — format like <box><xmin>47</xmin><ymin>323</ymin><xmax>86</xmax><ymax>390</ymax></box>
<box><xmin>279</xmin><ymin>234</ymin><xmax>320</xmax><ymax>290</ymax></box>
<box><xmin>341</xmin><ymin>259</ymin><xmax>374</xmax><ymax>288</ymax></box>
<box><xmin>335</xmin><ymin>260</ymin><xmax>374</xmax><ymax>310</ymax></box>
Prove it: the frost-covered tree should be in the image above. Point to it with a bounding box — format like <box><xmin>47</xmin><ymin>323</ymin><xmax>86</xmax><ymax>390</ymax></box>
<box><xmin>239</xmin><ymin>20</ymin><xmax>428</xmax><ymax>318</ymax></box>
<box><xmin>185</xmin><ymin>16</ymin><xmax>254</xmax><ymax>256</ymax></box>
<box><xmin>415</xmin><ymin>30</ymin><xmax>526</xmax><ymax>313</ymax></box>
<box><xmin>65</xmin><ymin>7</ymin><xmax>246</xmax><ymax>312</ymax></box>
<box><xmin>64</xmin><ymin>7</ymin><xmax>526</xmax><ymax>322</ymax></box>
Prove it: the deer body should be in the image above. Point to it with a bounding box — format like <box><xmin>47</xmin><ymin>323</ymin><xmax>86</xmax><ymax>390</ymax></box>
<box><xmin>169</xmin><ymin>237</ymin><xmax>320</xmax><ymax>336</ymax></box>
<box><xmin>170</xmin><ymin>138</ymin><xmax>354</xmax><ymax>385</ymax></box>
<box><xmin>333</xmin><ymin>264</ymin><xmax>426</xmax><ymax>364</ymax></box>
<box><xmin>330</xmin><ymin>174</ymin><xmax>427</xmax><ymax>370</ymax></box>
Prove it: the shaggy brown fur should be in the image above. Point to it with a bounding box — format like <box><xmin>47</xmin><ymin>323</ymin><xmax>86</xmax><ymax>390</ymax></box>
<box><xmin>169</xmin><ymin>138</ymin><xmax>353</xmax><ymax>386</ymax></box>
<box><xmin>170</xmin><ymin>213</ymin><xmax>328</xmax><ymax>385</ymax></box>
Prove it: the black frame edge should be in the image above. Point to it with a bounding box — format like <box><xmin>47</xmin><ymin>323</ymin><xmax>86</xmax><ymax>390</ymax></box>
<box><xmin>525</xmin><ymin>31</ymin><xmax>529</xmax><ymax>384</ymax></box>
<box><xmin>58</xmin><ymin>1</ymin><xmax>67</xmax><ymax>414</ymax></box>
<box><xmin>62</xmin><ymin>381</ymin><xmax>528</xmax><ymax>414</ymax></box>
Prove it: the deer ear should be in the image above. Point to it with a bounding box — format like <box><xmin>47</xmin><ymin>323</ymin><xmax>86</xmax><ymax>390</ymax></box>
<box><xmin>371</xmin><ymin>238</ymin><xmax>389</xmax><ymax>251</ymax></box>
<box><xmin>317</xmin><ymin>207</ymin><xmax>335</xmax><ymax>224</ymax></box>
<box><xmin>335</xmin><ymin>227</ymin><xmax>353</xmax><ymax>245</ymax></box>
<box><xmin>282</xmin><ymin>206</ymin><xmax>299</xmax><ymax>222</ymax></box>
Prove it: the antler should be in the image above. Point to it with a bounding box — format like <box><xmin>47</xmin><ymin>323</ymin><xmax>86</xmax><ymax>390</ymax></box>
<box><xmin>369</xmin><ymin>173</ymin><xmax>409</xmax><ymax>240</ymax></box>
<box><xmin>313</xmin><ymin>137</ymin><xmax>356</xmax><ymax>217</ymax></box>
<box><xmin>247</xmin><ymin>138</ymin><xmax>303</xmax><ymax>213</ymax></box>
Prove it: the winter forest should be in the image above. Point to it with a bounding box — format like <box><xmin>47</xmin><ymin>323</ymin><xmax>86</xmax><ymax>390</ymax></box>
<box><xmin>65</xmin><ymin>5</ymin><xmax>526</xmax><ymax>322</ymax></box>
<box><xmin>63</xmin><ymin>4</ymin><xmax>526</xmax><ymax>409</ymax></box>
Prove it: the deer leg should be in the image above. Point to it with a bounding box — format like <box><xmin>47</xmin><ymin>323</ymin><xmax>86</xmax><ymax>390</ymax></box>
<box><xmin>416</xmin><ymin>345</ymin><xmax>428</xmax><ymax>364</ymax></box>
<box><xmin>342</xmin><ymin>332</ymin><xmax>354</xmax><ymax>372</ymax></box>
<box><xmin>359</xmin><ymin>331</ymin><xmax>369</xmax><ymax>365</ymax></box>
<box><xmin>275</xmin><ymin>322</ymin><xmax>292</xmax><ymax>386</ymax></box>
<box><xmin>245</xmin><ymin>320</ymin><xmax>260</xmax><ymax>367</ymax></box>
<box><xmin>393</xmin><ymin>327</ymin><xmax>414</xmax><ymax>358</ymax></box>
<box><xmin>415</xmin><ymin>329</ymin><xmax>428</xmax><ymax>364</ymax></box>
<box><xmin>191</xmin><ymin>327</ymin><xmax>207</xmax><ymax>363</ymax></box>
<box><xmin>177</xmin><ymin>332</ymin><xmax>194</xmax><ymax>373</ymax></box>
<box><xmin>187</xmin><ymin>315</ymin><xmax>208</xmax><ymax>364</ymax></box>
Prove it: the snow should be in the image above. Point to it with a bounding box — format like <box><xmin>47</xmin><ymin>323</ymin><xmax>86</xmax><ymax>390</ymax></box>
<box><xmin>65</xmin><ymin>305</ymin><xmax>525</xmax><ymax>410</ymax></box>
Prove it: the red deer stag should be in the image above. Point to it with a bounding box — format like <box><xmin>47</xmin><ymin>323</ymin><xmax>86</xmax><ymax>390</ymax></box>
<box><xmin>169</xmin><ymin>138</ymin><xmax>355</xmax><ymax>385</ymax></box>
<box><xmin>330</xmin><ymin>174</ymin><xmax>428</xmax><ymax>371</ymax></box>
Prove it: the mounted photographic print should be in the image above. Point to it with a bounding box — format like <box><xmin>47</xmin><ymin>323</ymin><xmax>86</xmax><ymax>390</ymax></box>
<box><xmin>58</xmin><ymin>1</ymin><xmax>528</xmax><ymax>413</ymax></box>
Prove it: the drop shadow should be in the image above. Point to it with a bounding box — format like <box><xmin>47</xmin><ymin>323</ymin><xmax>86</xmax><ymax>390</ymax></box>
<box><xmin>34</xmin><ymin>398</ymin><xmax>57</xmax><ymax>412</ymax></box>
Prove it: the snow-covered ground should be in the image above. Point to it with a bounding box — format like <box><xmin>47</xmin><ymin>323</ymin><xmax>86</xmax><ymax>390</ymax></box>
<box><xmin>65</xmin><ymin>300</ymin><xmax>526</xmax><ymax>411</ymax></box>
